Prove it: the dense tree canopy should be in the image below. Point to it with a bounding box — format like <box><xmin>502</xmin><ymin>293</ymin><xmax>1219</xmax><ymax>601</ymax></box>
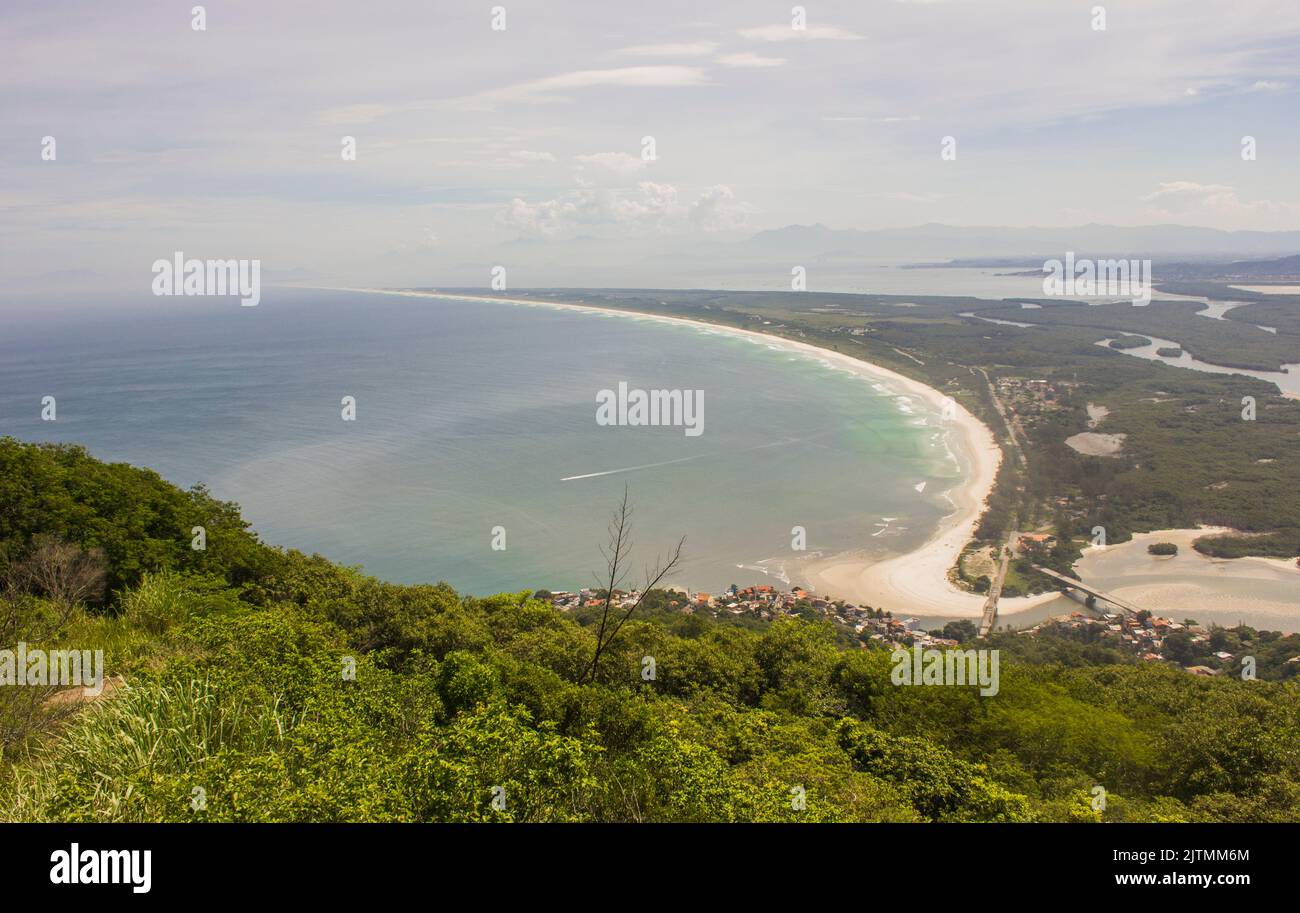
<box><xmin>1</xmin><ymin>438</ymin><xmax>1297</xmax><ymax>822</ymax></box>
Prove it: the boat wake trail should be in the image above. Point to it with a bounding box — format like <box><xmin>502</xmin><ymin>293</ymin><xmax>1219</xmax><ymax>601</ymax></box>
<box><xmin>561</xmin><ymin>454</ymin><xmax>708</xmax><ymax>481</ymax></box>
<box><xmin>560</xmin><ymin>436</ymin><xmax>815</xmax><ymax>482</ymax></box>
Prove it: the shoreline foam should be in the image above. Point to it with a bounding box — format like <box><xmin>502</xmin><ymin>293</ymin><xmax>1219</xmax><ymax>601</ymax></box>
<box><xmin>311</xmin><ymin>285</ymin><xmax>1056</xmax><ymax>618</ymax></box>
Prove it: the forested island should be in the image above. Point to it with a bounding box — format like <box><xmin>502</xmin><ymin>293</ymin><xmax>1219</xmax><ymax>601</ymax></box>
<box><xmin>1108</xmin><ymin>334</ymin><xmax>1152</xmax><ymax>349</ymax></box>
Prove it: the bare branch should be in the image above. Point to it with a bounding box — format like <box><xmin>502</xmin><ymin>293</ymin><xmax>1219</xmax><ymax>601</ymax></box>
<box><xmin>6</xmin><ymin>536</ymin><xmax>106</xmax><ymax>611</ymax></box>
<box><xmin>578</xmin><ymin>487</ymin><xmax>684</xmax><ymax>685</ymax></box>
<box><xmin>600</xmin><ymin>536</ymin><xmax>685</xmax><ymax>652</ymax></box>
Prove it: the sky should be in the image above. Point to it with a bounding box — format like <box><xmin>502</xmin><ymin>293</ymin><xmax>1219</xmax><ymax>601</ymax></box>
<box><xmin>3</xmin><ymin>0</ymin><xmax>1300</xmax><ymax>297</ymax></box>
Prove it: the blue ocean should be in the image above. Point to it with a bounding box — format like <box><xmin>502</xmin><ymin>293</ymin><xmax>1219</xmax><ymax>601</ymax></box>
<box><xmin>0</xmin><ymin>289</ymin><xmax>961</xmax><ymax>596</ymax></box>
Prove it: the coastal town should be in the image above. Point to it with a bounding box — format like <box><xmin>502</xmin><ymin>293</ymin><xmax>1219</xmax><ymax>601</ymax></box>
<box><xmin>545</xmin><ymin>583</ymin><xmax>969</xmax><ymax>648</ymax></box>
<box><xmin>544</xmin><ymin>584</ymin><xmax>1300</xmax><ymax>679</ymax></box>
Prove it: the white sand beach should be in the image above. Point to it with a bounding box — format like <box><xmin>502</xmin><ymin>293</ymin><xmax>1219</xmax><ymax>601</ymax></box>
<box><xmin>311</xmin><ymin>287</ymin><xmax>1056</xmax><ymax>617</ymax></box>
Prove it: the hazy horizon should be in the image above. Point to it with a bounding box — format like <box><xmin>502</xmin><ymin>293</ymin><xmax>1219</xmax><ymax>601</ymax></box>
<box><xmin>4</xmin><ymin>0</ymin><xmax>1300</xmax><ymax>303</ymax></box>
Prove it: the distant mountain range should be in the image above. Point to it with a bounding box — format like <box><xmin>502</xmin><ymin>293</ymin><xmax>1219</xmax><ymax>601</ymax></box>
<box><xmin>742</xmin><ymin>223</ymin><xmax>1300</xmax><ymax>262</ymax></box>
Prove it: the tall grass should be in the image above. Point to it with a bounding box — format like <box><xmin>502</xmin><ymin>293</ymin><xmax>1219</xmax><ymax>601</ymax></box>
<box><xmin>119</xmin><ymin>571</ymin><xmax>196</xmax><ymax>635</ymax></box>
<box><xmin>2</xmin><ymin>676</ymin><xmax>296</xmax><ymax>821</ymax></box>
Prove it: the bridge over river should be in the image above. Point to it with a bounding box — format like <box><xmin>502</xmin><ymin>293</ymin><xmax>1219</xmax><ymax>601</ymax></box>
<box><xmin>978</xmin><ymin>558</ymin><xmax>1145</xmax><ymax>637</ymax></box>
<box><xmin>1028</xmin><ymin>565</ymin><xmax>1145</xmax><ymax>616</ymax></box>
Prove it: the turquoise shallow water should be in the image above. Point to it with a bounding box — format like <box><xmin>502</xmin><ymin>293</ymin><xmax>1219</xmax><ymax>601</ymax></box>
<box><xmin>0</xmin><ymin>289</ymin><xmax>963</xmax><ymax>596</ymax></box>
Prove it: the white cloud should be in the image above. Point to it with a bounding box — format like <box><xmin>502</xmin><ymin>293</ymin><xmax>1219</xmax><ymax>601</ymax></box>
<box><xmin>464</xmin><ymin>66</ymin><xmax>708</xmax><ymax>107</ymax></box>
<box><xmin>822</xmin><ymin>113</ymin><xmax>919</xmax><ymax>123</ymax></box>
<box><xmin>1139</xmin><ymin>181</ymin><xmax>1237</xmax><ymax>205</ymax></box>
<box><xmin>594</xmin><ymin>181</ymin><xmax>680</xmax><ymax>226</ymax></box>
<box><xmin>619</xmin><ymin>41</ymin><xmax>718</xmax><ymax>57</ymax></box>
<box><xmin>500</xmin><ymin>183</ymin><xmax>748</xmax><ymax>238</ymax></box>
<box><xmin>510</xmin><ymin>150</ymin><xmax>556</xmax><ymax>162</ymax></box>
<box><xmin>575</xmin><ymin>152</ymin><xmax>647</xmax><ymax>176</ymax></box>
<box><xmin>327</xmin><ymin>66</ymin><xmax>710</xmax><ymax>121</ymax></box>
<box><xmin>10</xmin><ymin>0</ymin><xmax>1300</xmax><ymax>292</ymax></box>
<box><xmin>500</xmin><ymin>197</ymin><xmax>578</xmax><ymax>238</ymax></box>
<box><xmin>1136</xmin><ymin>181</ymin><xmax>1300</xmax><ymax>228</ymax></box>
<box><xmin>501</xmin><ymin>183</ymin><xmax>672</xmax><ymax>236</ymax></box>
<box><xmin>689</xmin><ymin>185</ymin><xmax>749</xmax><ymax>231</ymax></box>
<box><xmin>317</xmin><ymin>103</ymin><xmax>404</xmax><ymax>125</ymax></box>
<box><xmin>739</xmin><ymin>23</ymin><xmax>864</xmax><ymax>42</ymax></box>
<box><xmin>716</xmin><ymin>52</ymin><xmax>787</xmax><ymax>68</ymax></box>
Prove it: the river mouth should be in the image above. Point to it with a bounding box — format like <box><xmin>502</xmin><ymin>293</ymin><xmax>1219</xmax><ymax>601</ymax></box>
<box><xmin>1071</xmin><ymin>529</ymin><xmax>1300</xmax><ymax>633</ymax></box>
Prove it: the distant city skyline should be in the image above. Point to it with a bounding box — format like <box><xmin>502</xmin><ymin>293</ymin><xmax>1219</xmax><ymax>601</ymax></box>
<box><xmin>3</xmin><ymin>0</ymin><xmax>1300</xmax><ymax>297</ymax></box>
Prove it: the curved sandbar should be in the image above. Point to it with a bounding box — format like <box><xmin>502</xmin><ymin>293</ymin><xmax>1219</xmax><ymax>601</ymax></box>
<box><xmin>312</xmin><ymin>286</ymin><xmax>1057</xmax><ymax>618</ymax></box>
<box><xmin>1075</xmin><ymin>527</ymin><xmax>1300</xmax><ymax>628</ymax></box>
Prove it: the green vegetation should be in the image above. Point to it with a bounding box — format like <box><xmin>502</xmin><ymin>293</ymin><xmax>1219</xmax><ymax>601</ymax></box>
<box><xmin>990</xmin><ymin>295</ymin><xmax>1298</xmax><ymax>371</ymax></box>
<box><xmin>1147</xmin><ymin>542</ymin><xmax>1178</xmax><ymax>556</ymax></box>
<box><xmin>1158</xmin><ymin>281</ymin><xmax>1300</xmax><ymax>339</ymax></box>
<box><xmin>2</xmin><ymin>438</ymin><xmax>1298</xmax><ymax>823</ymax></box>
<box><xmin>0</xmin><ymin>438</ymin><xmax>272</xmax><ymax>599</ymax></box>
<box><xmin>1193</xmin><ymin>529</ymin><xmax>1300</xmax><ymax>560</ymax></box>
<box><xmin>1155</xmin><ymin>346</ymin><xmax>1183</xmax><ymax>358</ymax></box>
<box><xmin>1161</xmin><ymin>624</ymin><xmax>1300</xmax><ymax>679</ymax></box>
<box><xmin>1108</xmin><ymin>335</ymin><xmax>1151</xmax><ymax>350</ymax></box>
